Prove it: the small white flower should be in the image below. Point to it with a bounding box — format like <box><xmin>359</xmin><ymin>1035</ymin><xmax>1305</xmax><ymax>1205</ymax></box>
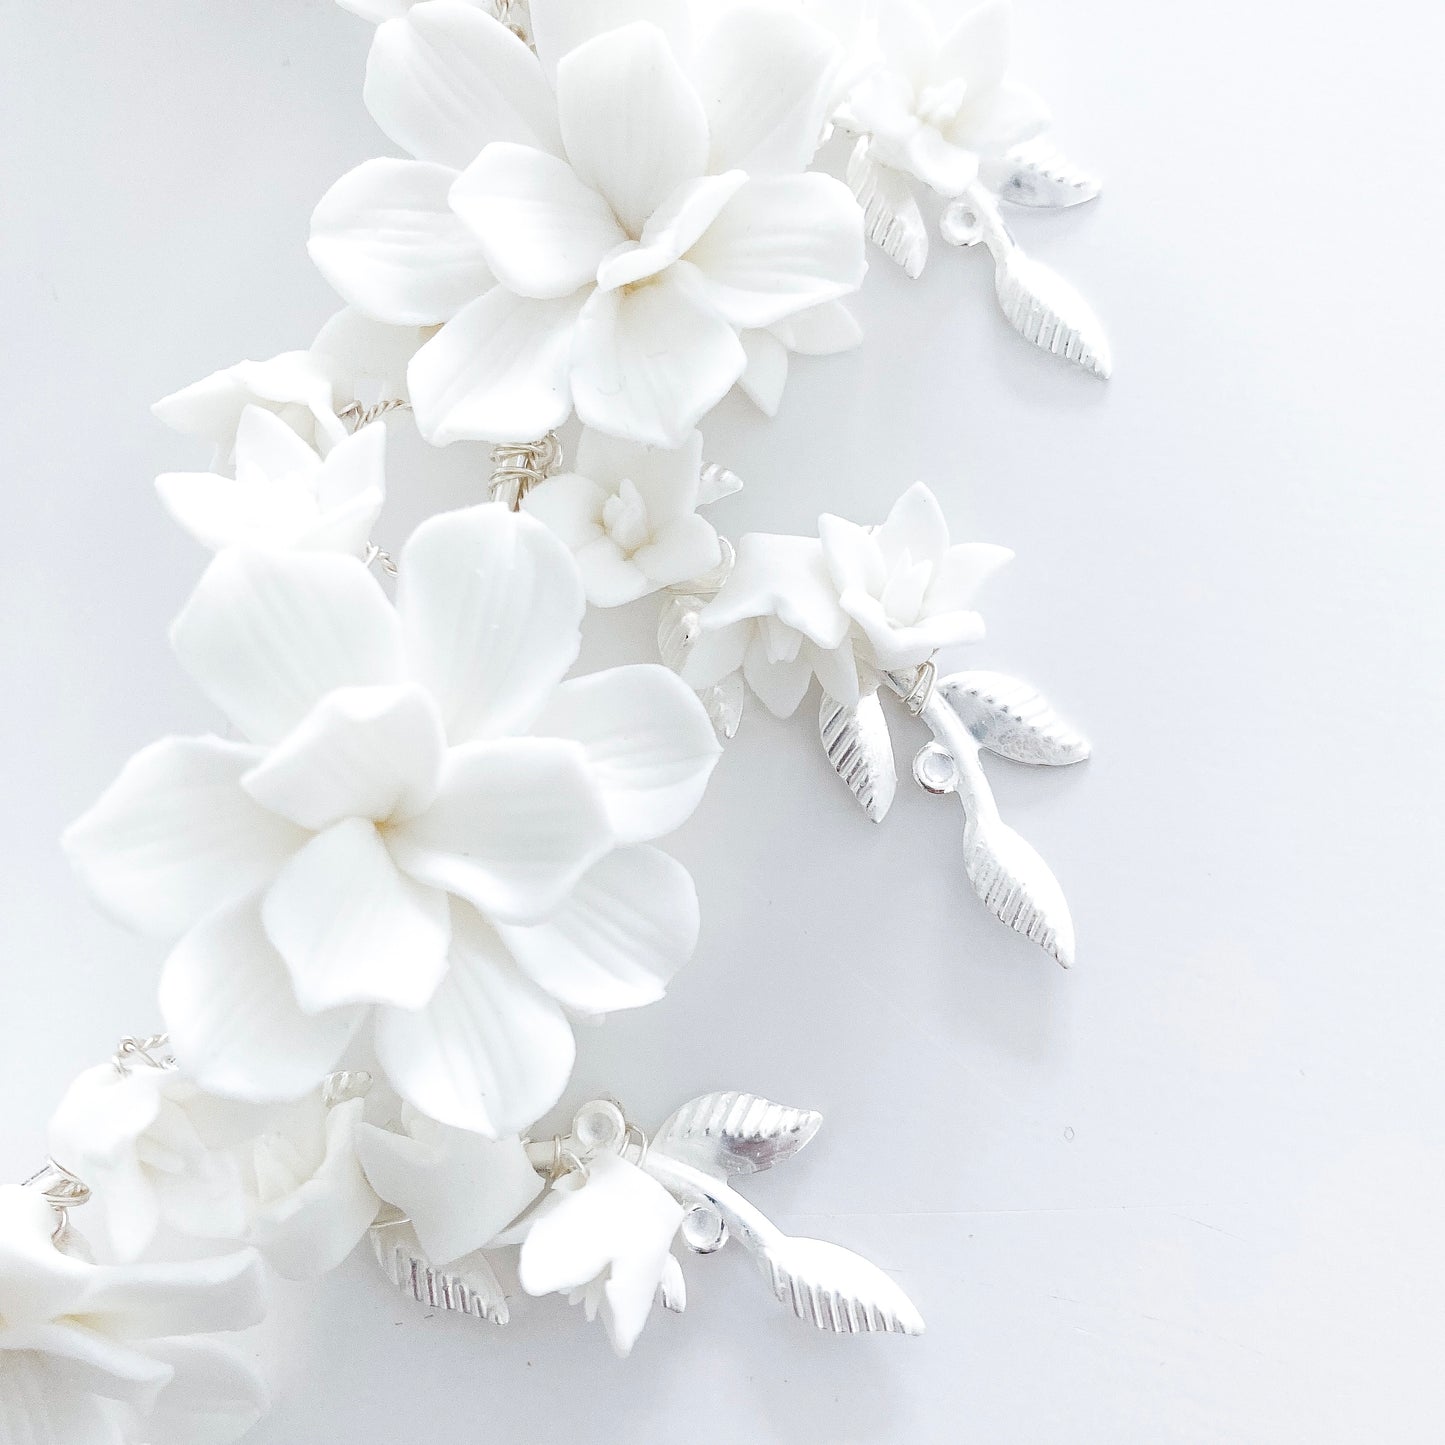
<box><xmin>517</xmin><ymin>1151</ymin><xmax>682</xmax><ymax>1356</ymax></box>
<box><xmin>844</xmin><ymin>0</ymin><xmax>1050</xmax><ymax>196</ymax></box>
<box><xmin>820</xmin><ymin>482</ymin><xmax>1012</xmax><ymax>672</ymax></box>
<box><xmin>356</xmin><ymin>1106</ymin><xmax>541</xmax><ymax>1265</ymax></box>
<box><xmin>0</xmin><ymin>1185</ymin><xmax>266</xmax><ymax>1445</ymax></box>
<box><xmin>64</xmin><ymin>506</ymin><xmax>719</xmax><ymax>1136</ymax></box>
<box><xmin>522</xmin><ymin>429</ymin><xmax>721</xmax><ymax>607</ymax></box>
<box><xmin>685</xmin><ymin>533</ymin><xmax>859</xmax><ymax>717</ymax></box>
<box><xmin>155</xmin><ymin>405</ymin><xmax>387</xmax><ymax>557</ymax></box>
<box><xmin>309</xmin><ymin>1</ymin><xmax>864</xmax><ymax>447</ymax></box>
<box><xmin>47</xmin><ymin>1064</ymin><xmax>254</xmax><ymax>1264</ymax></box>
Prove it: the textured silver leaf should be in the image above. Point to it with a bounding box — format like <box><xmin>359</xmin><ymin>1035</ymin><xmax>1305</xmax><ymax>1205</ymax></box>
<box><xmin>963</xmin><ymin>814</ymin><xmax>1075</xmax><ymax>968</ymax></box>
<box><xmin>698</xmin><ymin>461</ymin><xmax>743</xmax><ymax>506</ymax></box>
<box><xmin>984</xmin><ymin>137</ymin><xmax>1102</xmax><ymax>209</ymax></box>
<box><xmin>759</xmin><ymin>1237</ymin><xmax>925</xmax><ymax>1335</ymax></box>
<box><xmin>993</xmin><ymin>248</ymin><xmax>1112</xmax><ymax>377</ymax></box>
<box><xmin>370</xmin><ymin>1218</ymin><xmax>509</xmax><ymax>1325</ymax></box>
<box><xmin>654</xmin><ymin>1092</ymin><xmax>822</xmax><ymax>1177</ymax></box>
<box><xmin>703</xmin><ymin>672</ymin><xmax>745</xmax><ymax>741</ymax></box>
<box><xmin>847</xmin><ymin>139</ymin><xmax>928</xmax><ymax>278</ymax></box>
<box><xmin>657</xmin><ymin>595</ymin><xmax>703</xmax><ymax>672</ymax></box>
<box><xmin>939</xmin><ymin>671</ymin><xmax>1091</xmax><ymax>767</ymax></box>
<box><xmin>657</xmin><ymin>1253</ymin><xmax>687</xmax><ymax>1314</ymax></box>
<box><xmin>819</xmin><ymin>691</ymin><xmax>897</xmax><ymax>822</ymax></box>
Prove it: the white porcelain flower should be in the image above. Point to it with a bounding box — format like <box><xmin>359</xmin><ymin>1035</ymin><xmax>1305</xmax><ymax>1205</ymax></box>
<box><xmin>64</xmin><ymin>505</ymin><xmax>719</xmax><ymax>1137</ymax></box>
<box><xmin>522</xmin><ymin>429</ymin><xmax>720</xmax><ymax>606</ymax></box>
<box><xmin>820</xmin><ymin>482</ymin><xmax>1012</xmax><ymax>672</ymax></box>
<box><xmin>844</xmin><ymin>0</ymin><xmax>1049</xmax><ymax>196</ymax></box>
<box><xmin>0</xmin><ymin>1185</ymin><xmax>266</xmax><ymax>1445</ymax></box>
<box><xmin>309</xmin><ymin>1</ymin><xmax>864</xmax><ymax>447</ymax></box>
<box><xmin>684</xmin><ymin>533</ymin><xmax>859</xmax><ymax>717</ymax></box>
<box><xmin>47</xmin><ymin>1064</ymin><xmax>254</xmax><ymax>1264</ymax></box>
<box><xmin>155</xmin><ymin>405</ymin><xmax>386</xmax><ymax>557</ymax></box>
<box><xmin>517</xmin><ymin>1151</ymin><xmax>682</xmax><ymax>1356</ymax></box>
<box><xmin>356</xmin><ymin>1105</ymin><xmax>541</xmax><ymax>1265</ymax></box>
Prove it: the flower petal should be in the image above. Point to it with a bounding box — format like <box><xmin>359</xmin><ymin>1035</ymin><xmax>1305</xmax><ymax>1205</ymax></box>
<box><xmin>171</xmin><ymin>550</ymin><xmax>404</xmax><ymax>745</ymax></box>
<box><xmin>160</xmin><ymin>897</ymin><xmax>363</xmax><ymax>1103</ymax></box>
<box><xmin>687</xmin><ymin>173</ymin><xmax>866</xmax><ymax>330</ymax></box>
<box><xmin>80</xmin><ymin>1250</ymin><xmax>265</xmax><ymax>1342</ymax></box>
<box><xmin>396</xmin><ymin>503</ymin><xmax>585</xmax><ymax>742</ymax></box>
<box><xmin>262</xmin><ymin>818</ymin><xmax>452</xmax><ymax>1013</ymax></box>
<box><xmin>698</xmin><ymin>5</ymin><xmax>841</xmax><ymax>173</ymax></box>
<box><xmin>701</xmin><ymin>533</ymin><xmax>850</xmax><ymax>648</ymax></box>
<box><xmin>743</xmin><ymin>634</ymin><xmax>817</xmax><ymax>718</ymax></box>
<box><xmin>241</xmin><ymin>684</ymin><xmax>446</xmax><ymax>832</ymax></box>
<box><xmin>518</xmin><ymin>473</ymin><xmax>607</xmax><ymax>550</ymax></box>
<box><xmin>497</xmin><ymin>845</ymin><xmax>698</xmax><ymax>1013</ymax></box>
<box><xmin>595</xmin><ymin>172</ymin><xmax>748</xmax><ymax>292</ymax></box>
<box><xmin>557</xmin><ymin>22</ymin><xmax>707</xmax><ymax>238</ymax></box>
<box><xmin>926</xmin><ymin>542</ymin><xmax>1014</xmax><ymax>612</ymax></box>
<box><xmin>678</xmin><ymin>619</ymin><xmax>748</xmax><ymax>690</ymax></box>
<box><xmin>155</xmin><ymin>473</ymin><xmax>313</xmax><ymax>553</ymax></box>
<box><xmin>737</xmin><ymin>329</ymin><xmax>789</xmax><ymax>415</ymax></box>
<box><xmin>375</xmin><ymin>903</ymin><xmax>575</xmax><ymax>1134</ymax></box>
<box><xmin>408</xmin><ymin>286</ymin><xmax>585</xmax><ymax>445</ymax></box>
<box><xmin>450</xmin><ymin>144</ymin><xmax>627</xmax><ymax>300</ymax></box>
<box><xmin>310</xmin><ymin>159</ymin><xmax>493</xmax><ymax>326</ymax></box>
<box><xmin>356</xmin><ymin>1115</ymin><xmax>540</xmax><ymax>1264</ymax></box>
<box><xmin>903</xmin><ymin>124</ymin><xmax>979</xmax><ymax>196</ymax></box>
<box><xmin>388</xmin><ymin>738</ymin><xmax>612</xmax><ymax>924</ymax></box>
<box><xmin>0</xmin><ymin>1354</ymin><xmax>124</xmax><ymax>1445</ymax></box>
<box><xmin>365</xmin><ymin>0</ymin><xmax>562</xmax><ymax>167</ymax></box>
<box><xmin>140</xmin><ymin>1339</ymin><xmax>268</xmax><ymax>1445</ymax></box>
<box><xmin>771</xmin><ymin>298</ymin><xmax>862</xmax><ymax>354</ymax></box>
<box><xmin>63</xmin><ymin>737</ymin><xmax>305</xmax><ymax>940</ymax></box>
<box><xmin>571</xmin><ymin>270</ymin><xmax>746</xmax><ymax>448</ymax></box>
<box><xmin>950</xmin><ymin>77</ymin><xmax>1051</xmax><ymax>157</ymax></box>
<box><xmin>529</xmin><ymin>664</ymin><xmax>719</xmax><ymax>843</ymax></box>
<box><xmin>573</xmin><ymin>425</ymin><xmax>702</xmax><ymax>501</ymax></box>
<box><xmin>530</xmin><ymin>0</ymin><xmax>691</xmax><ymax>80</ymax></box>
<box><xmin>572</xmin><ymin>539</ymin><xmax>650</xmax><ymax>608</ymax></box>
<box><xmin>876</xmin><ymin>481</ymin><xmax>950</xmax><ymax>566</ymax></box>
<box><xmin>632</xmin><ymin>514</ymin><xmax>722</xmax><ymax>589</ymax></box>
<box><xmin>939</xmin><ymin>0</ymin><xmax>1011</xmax><ymax>93</ymax></box>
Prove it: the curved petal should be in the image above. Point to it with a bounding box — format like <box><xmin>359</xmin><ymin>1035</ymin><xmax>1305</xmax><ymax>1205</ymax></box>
<box><xmin>160</xmin><ymin>897</ymin><xmax>363</xmax><ymax>1103</ymax></box>
<box><xmin>241</xmin><ymin>684</ymin><xmax>446</xmax><ymax>832</ymax></box>
<box><xmin>171</xmin><ymin>550</ymin><xmax>404</xmax><ymax>746</ymax></box>
<box><xmin>633</xmin><ymin>514</ymin><xmax>722</xmax><ymax>589</ymax></box>
<box><xmin>355</xmin><ymin>1118</ymin><xmax>540</xmax><ymax>1264</ymax></box>
<box><xmin>396</xmin><ymin>503</ymin><xmax>585</xmax><ymax>742</ymax></box>
<box><xmin>21</xmin><ymin>1326</ymin><xmax>170</xmax><ymax>1410</ymax></box>
<box><xmin>80</xmin><ymin>1250</ymin><xmax>265</xmax><ymax>1343</ymax></box>
<box><xmin>261</xmin><ymin>818</ymin><xmax>452</xmax><ymax>1013</ymax></box>
<box><xmin>743</xmin><ymin>632</ymin><xmax>816</xmax><ymax>717</ymax></box>
<box><xmin>737</xmin><ymin>329</ymin><xmax>789</xmax><ymax>415</ymax></box>
<box><xmin>529</xmin><ymin>665</ymin><xmax>718</xmax><ymax>843</ymax></box>
<box><xmin>687</xmin><ymin>173</ymin><xmax>866</xmax><ymax>330</ymax></box>
<box><xmin>595</xmin><ymin>172</ymin><xmax>748</xmax><ymax>292</ymax></box>
<box><xmin>141</xmin><ymin>1339</ymin><xmax>269</xmax><ymax>1445</ymax></box>
<box><xmin>571</xmin><ymin>271</ymin><xmax>745</xmax><ymax>448</ymax></box>
<box><xmin>450</xmin><ymin>144</ymin><xmax>626</xmax><ymax>300</ymax></box>
<box><xmin>771</xmin><ymin>298</ymin><xmax>862</xmax><ymax>354</ymax></box>
<box><xmin>698</xmin><ymin>5</ymin><xmax>841</xmax><ymax>173</ymax></box>
<box><xmin>678</xmin><ymin>619</ymin><xmax>748</xmax><ymax>691</ymax></box>
<box><xmin>0</xmin><ymin>1354</ymin><xmax>124</xmax><ymax>1445</ymax></box>
<box><xmin>248</xmin><ymin>1099</ymin><xmax>380</xmax><ymax>1280</ymax></box>
<box><xmin>518</xmin><ymin>473</ymin><xmax>606</xmax><ymax>550</ymax></box>
<box><xmin>573</xmin><ymin>426</ymin><xmax>702</xmax><ymax>500</ymax></box>
<box><xmin>572</xmin><ymin>538</ymin><xmax>650</xmax><ymax>608</ymax></box>
<box><xmin>903</xmin><ymin>124</ymin><xmax>979</xmax><ymax>196</ymax></box>
<box><xmin>309</xmin><ymin>159</ymin><xmax>493</xmax><ymax>326</ymax></box>
<box><xmin>388</xmin><ymin>738</ymin><xmax>612</xmax><ymax>925</ymax></box>
<box><xmin>364</xmin><ymin>0</ymin><xmax>562</xmax><ymax>167</ymax></box>
<box><xmin>557</xmin><ymin>23</ymin><xmax>707</xmax><ymax>237</ymax></box>
<box><xmin>408</xmin><ymin>286</ymin><xmax>585</xmax><ymax>445</ymax></box>
<box><xmin>875</xmin><ymin>481</ymin><xmax>950</xmax><ymax>566</ymax></box>
<box><xmin>530</xmin><ymin>0</ymin><xmax>691</xmax><ymax>80</ymax></box>
<box><xmin>63</xmin><ymin>737</ymin><xmax>305</xmax><ymax>940</ymax></box>
<box><xmin>498</xmin><ymin>845</ymin><xmax>698</xmax><ymax>1014</ymax></box>
<box><xmin>951</xmin><ymin>77</ymin><xmax>1051</xmax><ymax>157</ymax></box>
<box><xmin>375</xmin><ymin>904</ymin><xmax>575</xmax><ymax>1135</ymax></box>
<box><xmin>939</xmin><ymin>0</ymin><xmax>1011</xmax><ymax>92</ymax></box>
<box><xmin>925</xmin><ymin>542</ymin><xmax>1014</xmax><ymax>612</ymax></box>
<box><xmin>701</xmin><ymin>532</ymin><xmax>850</xmax><ymax>648</ymax></box>
<box><xmin>155</xmin><ymin>472</ymin><xmax>315</xmax><ymax>553</ymax></box>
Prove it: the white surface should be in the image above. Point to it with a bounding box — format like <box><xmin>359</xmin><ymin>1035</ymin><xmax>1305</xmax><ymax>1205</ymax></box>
<box><xmin>4</xmin><ymin>3</ymin><xmax>1444</xmax><ymax>1441</ymax></box>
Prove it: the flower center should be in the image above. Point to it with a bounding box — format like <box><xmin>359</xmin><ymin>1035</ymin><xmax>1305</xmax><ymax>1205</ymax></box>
<box><xmin>917</xmin><ymin>77</ymin><xmax>969</xmax><ymax>130</ymax></box>
<box><xmin>601</xmin><ymin>479</ymin><xmax>652</xmax><ymax>554</ymax></box>
<box><xmin>880</xmin><ymin>549</ymin><xmax>933</xmax><ymax>626</ymax></box>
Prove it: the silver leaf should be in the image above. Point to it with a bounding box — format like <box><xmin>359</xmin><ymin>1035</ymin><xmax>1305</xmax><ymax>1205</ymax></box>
<box><xmin>703</xmin><ymin>672</ymin><xmax>745</xmax><ymax>741</ymax></box>
<box><xmin>759</xmin><ymin>1237</ymin><xmax>925</xmax><ymax>1336</ymax></box>
<box><xmin>370</xmin><ymin>1217</ymin><xmax>509</xmax><ymax>1325</ymax></box>
<box><xmin>993</xmin><ymin>247</ymin><xmax>1112</xmax><ymax>378</ymax></box>
<box><xmin>983</xmin><ymin>137</ymin><xmax>1103</xmax><ymax>209</ymax></box>
<box><xmin>698</xmin><ymin>461</ymin><xmax>743</xmax><ymax>506</ymax></box>
<box><xmin>819</xmin><ymin>691</ymin><xmax>897</xmax><ymax>822</ymax></box>
<box><xmin>653</xmin><ymin>1091</ymin><xmax>822</xmax><ymax>1178</ymax></box>
<box><xmin>657</xmin><ymin>595</ymin><xmax>703</xmax><ymax>673</ymax></box>
<box><xmin>963</xmin><ymin>814</ymin><xmax>1076</xmax><ymax>968</ymax></box>
<box><xmin>657</xmin><ymin>1253</ymin><xmax>687</xmax><ymax>1314</ymax></box>
<box><xmin>939</xmin><ymin>671</ymin><xmax>1092</xmax><ymax>767</ymax></box>
<box><xmin>847</xmin><ymin>139</ymin><xmax>928</xmax><ymax>278</ymax></box>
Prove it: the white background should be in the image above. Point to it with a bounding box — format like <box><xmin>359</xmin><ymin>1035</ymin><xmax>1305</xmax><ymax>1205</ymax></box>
<box><xmin>4</xmin><ymin>2</ymin><xmax>1444</xmax><ymax>1441</ymax></box>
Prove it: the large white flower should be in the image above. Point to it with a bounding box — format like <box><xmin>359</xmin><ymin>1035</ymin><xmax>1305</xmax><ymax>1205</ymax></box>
<box><xmin>844</xmin><ymin>0</ymin><xmax>1049</xmax><ymax>196</ymax></box>
<box><xmin>820</xmin><ymin>482</ymin><xmax>1012</xmax><ymax>672</ymax></box>
<box><xmin>156</xmin><ymin>406</ymin><xmax>386</xmax><ymax>557</ymax></box>
<box><xmin>522</xmin><ymin>428</ymin><xmax>720</xmax><ymax>606</ymax></box>
<box><xmin>0</xmin><ymin>1185</ymin><xmax>266</xmax><ymax>1445</ymax></box>
<box><xmin>64</xmin><ymin>506</ymin><xmax>719</xmax><ymax>1136</ymax></box>
<box><xmin>309</xmin><ymin>0</ymin><xmax>864</xmax><ymax>447</ymax></box>
<box><xmin>684</xmin><ymin>533</ymin><xmax>859</xmax><ymax>717</ymax></box>
<box><xmin>517</xmin><ymin>1151</ymin><xmax>682</xmax><ymax>1356</ymax></box>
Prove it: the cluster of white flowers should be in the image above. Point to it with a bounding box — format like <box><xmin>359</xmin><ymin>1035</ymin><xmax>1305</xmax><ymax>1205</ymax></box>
<box><xmin>5</xmin><ymin>0</ymin><xmax>1081</xmax><ymax>1437</ymax></box>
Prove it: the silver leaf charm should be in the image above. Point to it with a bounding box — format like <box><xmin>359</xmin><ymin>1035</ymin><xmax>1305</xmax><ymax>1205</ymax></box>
<box><xmin>657</xmin><ymin>1254</ymin><xmax>687</xmax><ymax>1314</ymax></box>
<box><xmin>983</xmin><ymin>137</ymin><xmax>1103</xmax><ymax>209</ymax></box>
<box><xmin>370</xmin><ymin>1215</ymin><xmax>510</xmax><ymax>1325</ymax></box>
<box><xmin>847</xmin><ymin>139</ymin><xmax>929</xmax><ymax>279</ymax></box>
<box><xmin>941</xmin><ymin>185</ymin><xmax>1111</xmax><ymax>378</ymax></box>
<box><xmin>653</xmin><ymin>1091</ymin><xmax>822</xmax><ymax>1178</ymax></box>
<box><xmin>962</xmin><ymin>810</ymin><xmax>1076</xmax><ymax>968</ymax></box>
<box><xmin>818</xmin><ymin>691</ymin><xmax>897</xmax><ymax>822</ymax></box>
<box><xmin>939</xmin><ymin>671</ymin><xmax>1092</xmax><ymax>766</ymax></box>
<box><xmin>759</xmin><ymin>1236</ymin><xmax>924</xmax><ymax>1336</ymax></box>
<box><xmin>657</xmin><ymin>592</ymin><xmax>743</xmax><ymax>740</ymax></box>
